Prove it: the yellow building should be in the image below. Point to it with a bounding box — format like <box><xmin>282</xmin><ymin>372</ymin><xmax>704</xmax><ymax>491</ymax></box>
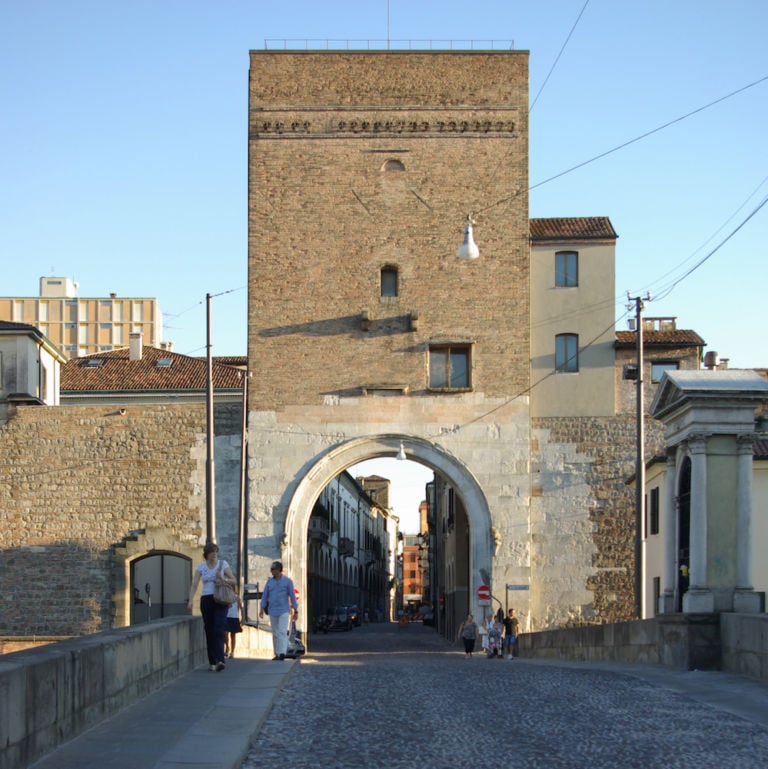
<box><xmin>0</xmin><ymin>277</ymin><xmax>162</xmax><ymax>359</ymax></box>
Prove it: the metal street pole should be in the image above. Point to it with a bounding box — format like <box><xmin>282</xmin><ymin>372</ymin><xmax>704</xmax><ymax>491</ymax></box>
<box><xmin>237</xmin><ymin>370</ymin><xmax>249</xmax><ymax>588</ymax></box>
<box><xmin>629</xmin><ymin>293</ymin><xmax>650</xmax><ymax>618</ymax></box>
<box><xmin>205</xmin><ymin>293</ymin><xmax>216</xmax><ymax>545</ymax></box>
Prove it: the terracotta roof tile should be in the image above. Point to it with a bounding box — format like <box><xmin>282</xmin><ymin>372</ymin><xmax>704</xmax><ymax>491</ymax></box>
<box><xmin>530</xmin><ymin>217</ymin><xmax>617</xmax><ymax>241</ymax></box>
<box><xmin>615</xmin><ymin>330</ymin><xmax>706</xmax><ymax>348</ymax></box>
<box><xmin>61</xmin><ymin>346</ymin><xmax>244</xmax><ymax>392</ymax></box>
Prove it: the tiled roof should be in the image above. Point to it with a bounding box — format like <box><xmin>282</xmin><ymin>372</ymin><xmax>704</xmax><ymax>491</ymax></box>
<box><xmin>615</xmin><ymin>330</ymin><xmax>706</xmax><ymax>348</ymax></box>
<box><xmin>211</xmin><ymin>355</ymin><xmax>247</xmax><ymax>368</ymax></box>
<box><xmin>530</xmin><ymin>217</ymin><xmax>617</xmax><ymax>241</ymax></box>
<box><xmin>0</xmin><ymin>320</ymin><xmax>41</xmax><ymax>333</ymax></box>
<box><xmin>61</xmin><ymin>345</ymin><xmax>244</xmax><ymax>392</ymax></box>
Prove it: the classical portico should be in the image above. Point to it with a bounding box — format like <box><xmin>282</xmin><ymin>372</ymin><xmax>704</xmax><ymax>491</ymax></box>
<box><xmin>651</xmin><ymin>370</ymin><xmax>768</xmax><ymax>615</ymax></box>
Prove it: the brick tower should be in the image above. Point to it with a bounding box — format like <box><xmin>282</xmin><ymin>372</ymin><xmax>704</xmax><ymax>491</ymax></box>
<box><xmin>247</xmin><ymin>50</ymin><xmax>534</xmax><ymax>629</ymax></box>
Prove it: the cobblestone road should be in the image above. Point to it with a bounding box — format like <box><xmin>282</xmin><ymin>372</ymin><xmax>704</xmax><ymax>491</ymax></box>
<box><xmin>242</xmin><ymin>622</ymin><xmax>768</xmax><ymax>769</ymax></box>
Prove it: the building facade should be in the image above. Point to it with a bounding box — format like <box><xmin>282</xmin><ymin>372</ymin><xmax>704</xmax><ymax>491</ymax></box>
<box><xmin>0</xmin><ymin>277</ymin><xmax>163</xmax><ymax>358</ymax></box>
<box><xmin>0</xmin><ymin>321</ymin><xmax>66</xmax><ymax>424</ymax></box>
<box><xmin>307</xmin><ymin>471</ymin><xmax>396</xmax><ymax>625</ymax></box>
<box><xmin>642</xmin><ymin>370</ymin><xmax>768</xmax><ymax>618</ymax></box>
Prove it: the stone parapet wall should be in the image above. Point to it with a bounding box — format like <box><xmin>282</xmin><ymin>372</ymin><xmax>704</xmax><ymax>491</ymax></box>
<box><xmin>0</xmin><ymin>617</ymin><xmax>206</xmax><ymax>769</ymax></box>
<box><xmin>519</xmin><ymin>617</ymin><xmax>660</xmax><ymax>665</ymax></box>
<box><xmin>520</xmin><ymin>613</ymin><xmax>768</xmax><ymax>683</ymax></box>
<box><xmin>721</xmin><ymin>613</ymin><xmax>768</xmax><ymax>682</ymax></box>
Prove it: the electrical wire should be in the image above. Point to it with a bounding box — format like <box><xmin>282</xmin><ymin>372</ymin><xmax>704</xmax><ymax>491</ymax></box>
<box><xmin>529</xmin><ymin>74</ymin><xmax>768</xmax><ymax>191</ymax></box>
<box><xmin>530</xmin><ymin>0</ymin><xmax>591</xmax><ymax>113</ymax></box>
<box><xmin>649</xmin><ymin>192</ymin><xmax>768</xmax><ymax>302</ymax></box>
<box><xmin>632</xmin><ymin>173</ymin><xmax>768</xmax><ymax>299</ymax></box>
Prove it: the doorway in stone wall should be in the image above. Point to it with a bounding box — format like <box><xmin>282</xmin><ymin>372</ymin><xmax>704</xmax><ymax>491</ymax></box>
<box><xmin>131</xmin><ymin>552</ymin><xmax>191</xmax><ymax>624</ymax></box>
<box><xmin>676</xmin><ymin>457</ymin><xmax>692</xmax><ymax>612</ymax></box>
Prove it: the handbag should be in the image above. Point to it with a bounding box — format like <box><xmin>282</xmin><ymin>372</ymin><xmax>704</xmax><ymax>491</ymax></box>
<box><xmin>213</xmin><ymin>561</ymin><xmax>236</xmax><ymax>605</ymax></box>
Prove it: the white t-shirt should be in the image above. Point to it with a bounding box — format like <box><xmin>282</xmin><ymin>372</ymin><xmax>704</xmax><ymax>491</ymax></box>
<box><xmin>196</xmin><ymin>560</ymin><xmax>230</xmax><ymax>597</ymax></box>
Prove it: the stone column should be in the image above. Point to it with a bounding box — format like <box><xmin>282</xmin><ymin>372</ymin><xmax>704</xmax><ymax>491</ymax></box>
<box><xmin>658</xmin><ymin>447</ymin><xmax>677</xmax><ymax>613</ymax></box>
<box><xmin>683</xmin><ymin>434</ymin><xmax>714</xmax><ymax>613</ymax></box>
<box><xmin>734</xmin><ymin>433</ymin><xmax>765</xmax><ymax>612</ymax></box>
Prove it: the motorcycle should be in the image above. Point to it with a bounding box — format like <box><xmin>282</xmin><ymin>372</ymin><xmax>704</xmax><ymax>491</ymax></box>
<box><xmin>313</xmin><ymin>614</ymin><xmax>331</xmax><ymax>634</ymax></box>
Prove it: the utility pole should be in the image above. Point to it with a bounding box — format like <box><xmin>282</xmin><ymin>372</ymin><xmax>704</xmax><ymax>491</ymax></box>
<box><xmin>205</xmin><ymin>293</ymin><xmax>216</xmax><ymax>545</ymax></box>
<box><xmin>628</xmin><ymin>292</ymin><xmax>651</xmax><ymax>618</ymax></box>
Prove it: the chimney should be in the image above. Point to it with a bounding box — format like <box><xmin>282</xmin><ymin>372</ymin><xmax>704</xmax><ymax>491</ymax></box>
<box><xmin>129</xmin><ymin>332</ymin><xmax>143</xmax><ymax>361</ymax></box>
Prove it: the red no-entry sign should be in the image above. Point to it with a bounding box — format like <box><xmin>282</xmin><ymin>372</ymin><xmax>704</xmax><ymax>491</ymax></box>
<box><xmin>477</xmin><ymin>585</ymin><xmax>491</xmax><ymax>601</ymax></box>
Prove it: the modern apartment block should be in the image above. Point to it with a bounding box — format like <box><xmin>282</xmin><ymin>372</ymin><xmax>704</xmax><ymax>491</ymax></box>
<box><xmin>0</xmin><ymin>277</ymin><xmax>163</xmax><ymax>359</ymax></box>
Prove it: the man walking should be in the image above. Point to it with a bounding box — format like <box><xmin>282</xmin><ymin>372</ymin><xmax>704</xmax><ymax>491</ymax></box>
<box><xmin>503</xmin><ymin>608</ymin><xmax>520</xmax><ymax>659</ymax></box>
<box><xmin>259</xmin><ymin>561</ymin><xmax>298</xmax><ymax>660</ymax></box>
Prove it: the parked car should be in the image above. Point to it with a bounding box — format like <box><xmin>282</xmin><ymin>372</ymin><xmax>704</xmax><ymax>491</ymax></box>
<box><xmin>327</xmin><ymin>606</ymin><xmax>353</xmax><ymax>631</ymax></box>
<box><xmin>347</xmin><ymin>604</ymin><xmax>362</xmax><ymax>626</ymax></box>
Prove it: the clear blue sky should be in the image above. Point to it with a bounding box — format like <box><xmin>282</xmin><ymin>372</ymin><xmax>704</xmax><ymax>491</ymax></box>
<box><xmin>1</xmin><ymin>1</ymin><xmax>766</xmax><ymax>367</ymax></box>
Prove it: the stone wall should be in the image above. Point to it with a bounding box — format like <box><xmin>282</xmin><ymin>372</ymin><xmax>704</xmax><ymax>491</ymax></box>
<box><xmin>531</xmin><ymin>415</ymin><xmax>666</xmax><ymax>627</ymax></box>
<box><xmin>248</xmin><ymin>52</ymin><xmax>531</xmax><ymax>410</ymax></box>
<box><xmin>520</xmin><ymin>612</ymin><xmax>768</xmax><ymax>684</ymax></box>
<box><xmin>721</xmin><ymin>612</ymin><xmax>768</xmax><ymax>681</ymax></box>
<box><xmin>0</xmin><ymin>402</ymin><xmax>243</xmax><ymax>637</ymax></box>
<box><xmin>0</xmin><ymin>617</ymin><xmax>206</xmax><ymax>769</ymax></box>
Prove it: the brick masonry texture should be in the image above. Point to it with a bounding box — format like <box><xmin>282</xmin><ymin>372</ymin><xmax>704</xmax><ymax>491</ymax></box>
<box><xmin>532</xmin><ymin>416</ymin><xmax>665</xmax><ymax>625</ymax></box>
<box><xmin>0</xmin><ymin>403</ymin><xmax>242</xmax><ymax>636</ymax></box>
<box><xmin>248</xmin><ymin>52</ymin><xmax>530</xmax><ymax>409</ymax></box>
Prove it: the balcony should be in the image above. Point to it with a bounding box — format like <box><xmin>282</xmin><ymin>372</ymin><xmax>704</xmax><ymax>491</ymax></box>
<box><xmin>339</xmin><ymin>537</ymin><xmax>355</xmax><ymax>557</ymax></box>
<box><xmin>308</xmin><ymin>517</ymin><xmax>329</xmax><ymax>543</ymax></box>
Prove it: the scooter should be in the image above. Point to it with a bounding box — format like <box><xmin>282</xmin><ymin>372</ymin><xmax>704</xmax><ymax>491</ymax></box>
<box><xmin>313</xmin><ymin>614</ymin><xmax>330</xmax><ymax>634</ymax></box>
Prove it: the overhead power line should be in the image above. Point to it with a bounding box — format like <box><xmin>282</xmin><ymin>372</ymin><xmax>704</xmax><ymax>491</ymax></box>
<box><xmin>530</xmin><ymin>0</ymin><xmax>591</xmax><ymax>113</ymax></box>
<box><xmin>530</xmin><ymin>74</ymin><xmax>768</xmax><ymax>191</ymax></box>
<box><xmin>651</xmin><ymin>192</ymin><xmax>768</xmax><ymax>301</ymax></box>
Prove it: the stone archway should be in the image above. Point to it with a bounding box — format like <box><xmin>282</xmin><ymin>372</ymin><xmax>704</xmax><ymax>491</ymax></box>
<box><xmin>281</xmin><ymin>433</ymin><xmax>494</xmax><ymax>630</ymax></box>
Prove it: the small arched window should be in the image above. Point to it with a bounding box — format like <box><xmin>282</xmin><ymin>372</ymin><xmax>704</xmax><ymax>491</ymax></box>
<box><xmin>381</xmin><ymin>266</ymin><xmax>399</xmax><ymax>297</ymax></box>
<box><xmin>382</xmin><ymin>159</ymin><xmax>406</xmax><ymax>172</ymax></box>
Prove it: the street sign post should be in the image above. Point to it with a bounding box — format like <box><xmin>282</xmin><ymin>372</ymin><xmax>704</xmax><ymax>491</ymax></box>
<box><xmin>477</xmin><ymin>584</ymin><xmax>491</xmax><ymax>604</ymax></box>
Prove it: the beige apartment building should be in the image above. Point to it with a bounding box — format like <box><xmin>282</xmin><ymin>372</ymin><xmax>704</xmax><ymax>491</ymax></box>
<box><xmin>0</xmin><ymin>277</ymin><xmax>162</xmax><ymax>358</ymax></box>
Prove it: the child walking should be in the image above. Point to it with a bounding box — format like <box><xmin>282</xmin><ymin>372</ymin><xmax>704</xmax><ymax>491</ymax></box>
<box><xmin>224</xmin><ymin>588</ymin><xmax>244</xmax><ymax>659</ymax></box>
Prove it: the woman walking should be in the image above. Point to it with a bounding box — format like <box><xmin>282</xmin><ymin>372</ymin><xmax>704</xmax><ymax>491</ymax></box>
<box><xmin>187</xmin><ymin>543</ymin><xmax>236</xmax><ymax>671</ymax></box>
<box><xmin>457</xmin><ymin>613</ymin><xmax>478</xmax><ymax>659</ymax></box>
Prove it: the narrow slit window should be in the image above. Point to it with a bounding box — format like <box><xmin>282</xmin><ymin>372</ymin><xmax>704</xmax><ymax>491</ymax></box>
<box><xmin>381</xmin><ymin>267</ymin><xmax>398</xmax><ymax>297</ymax></box>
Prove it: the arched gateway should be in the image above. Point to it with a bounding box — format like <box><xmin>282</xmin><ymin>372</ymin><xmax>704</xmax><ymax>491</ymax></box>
<box><xmin>281</xmin><ymin>434</ymin><xmax>493</xmax><ymax>631</ymax></box>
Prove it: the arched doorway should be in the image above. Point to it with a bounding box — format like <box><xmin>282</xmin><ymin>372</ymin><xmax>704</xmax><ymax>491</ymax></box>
<box><xmin>130</xmin><ymin>552</ymin><xmax>191</xmax><ymax>624</ymax></box>
<box><xmin>676</xmin><ymin>456</ymin><xmax>692</xmax><ymax>612</ymax></box>
<box><xmin>283</xmin><ymin>434</ymin><xmax>493</xmax><ymax>635</ymax></box>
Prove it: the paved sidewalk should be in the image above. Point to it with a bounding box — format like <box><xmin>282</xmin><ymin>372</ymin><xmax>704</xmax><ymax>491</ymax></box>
<box><xmin>28</xmin><ymin>658</ymin><xmax>295</xmax><ymax>769</ymax></box>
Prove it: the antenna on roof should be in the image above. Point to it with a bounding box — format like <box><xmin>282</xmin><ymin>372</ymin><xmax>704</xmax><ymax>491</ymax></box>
<box><xmin>386</xmin><ymin>0</ymin><xmax>390</xmax><ymax>50</ymax></box>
